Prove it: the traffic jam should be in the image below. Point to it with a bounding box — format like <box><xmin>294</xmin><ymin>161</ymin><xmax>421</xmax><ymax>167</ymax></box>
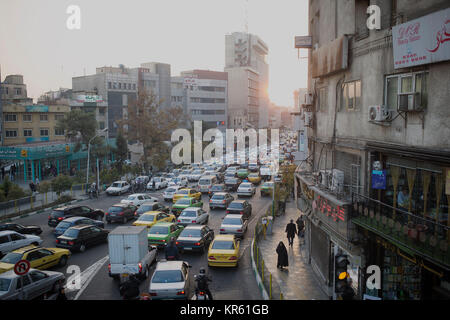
<box><xmin>0</xmin><ymin>132</ymin><xmax>298</xmax><ymax>300</ymax></box>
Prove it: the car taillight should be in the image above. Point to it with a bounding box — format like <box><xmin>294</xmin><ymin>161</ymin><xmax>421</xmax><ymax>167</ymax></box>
<box><xmin>55</xmin><ymin>239</ymin><xmax>60</xmax><ymax>244</ymax></box>
<box><xmin>57</xmin><ymin>217</ymin><xmax>63</xmax><ymax>221</ymax></box>
<box><xmin>48</xmin><ymin>215</ymin><xmax>51</xmax><ymax>219</ymax></box>
<box><xmin>149</xmin><ymin>292</ymin><xmax>157</xmax><ymax>296</ymax></box>
<box><xmin>108</xmin><ymin>264</ymin><xmax>111</xmax><ymax>272</ymax></box>
<box><xmin>134</xmin><ymin>211</ymin><xmax>137</xmax><ymax>216</ymax></box>
<box><xmin>68</xmin><ymin>241</ymin><xmax>74</xmax><ymax>246</ymax></box>
<box><xmin>177</xmin><ymin>219</ymin><xmax>181</xmax><ymax>222</ymax></box>
<box><xmin>176</xmin><ymin>290</ymin><xmax>185</xmax><ymax>295</ymax></box>
<box><xmin>226</xmin><ymin>210</ymin><xmax>230</xmax><ymax>214</ymax></box>
<box><xmin>119</xmin><ymin>212</ymin><xmax>124</xmax><ymax>216</ymax></box>
<box><xmin>220</xmin><ymin>229</ymin><xmax>225</xmax><ymax>231</ymax></box>
<box><xmin>176</xmin><ymin>241</ymin><xmax>180</xmax><ymax>245</ymax></box>
<box><xmin>138</xmin><ymin>263</ymin><xmax>142</xmax><ymax>273</ymax></box>
<box><xmin>209</xmin><ymin>200</ymin><xmax>212</xmax><ymax>203</ymax></box>
<box><xmin>208</xmin><ymin>256</ymin><xmax>216</xmax><ymax>260</ymax></box>
<box><xmin>192</xmin><ymin>220</ymin><xmax>196</xmax><ymax>223</ymax></box>
<box><xmin>105</xmin><ymin>212</ymin><xmax>109</xmax><ymax>216</ymax></box>
<box><xmin>229</xmin><ymin>256</ymin><xmax>237</xmax><ymax>260</ymax></box>
<box><xmin>195</xmin><ymin>242</ymin><xmax>201</xmax><ymax>246</ymax></box>
<box><xmin>237</xmin><ymin>229</ymin><xmax>242</xmax><ymax>232</ymax></box>
<box><xmin>240</xmin><ymin>211</ymin><xmax>244</xmax><ymax>214</ymax></box>
<box><xmin>222</xmin><ymin>200</ymin><xmax>226</xmax><ymax>203</ymax></box>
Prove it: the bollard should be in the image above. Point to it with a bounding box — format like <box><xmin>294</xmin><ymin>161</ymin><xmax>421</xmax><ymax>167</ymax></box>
<box><xmin>269</xmin><ymin>274</ymin><xmax>272</xmax><ymax>299</ymax></box>
<box><xmin>30</xmin><ymin>196</ymin><xmax>33</xmax><ymax>210</ymax></box>
<box><xmin>262</xmin><ymin>259</ymin><xmax>264</xmax><ymax>282</ymax></box>
<box><xmin>280</xmin><ymin>292</ymin><xmax>284</xmax><ymax>300</ymax></box>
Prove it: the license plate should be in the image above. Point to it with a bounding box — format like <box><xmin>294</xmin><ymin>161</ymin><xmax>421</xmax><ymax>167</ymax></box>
<box><xmin>60</xmin><ymin>240</ymin><xmax>67</xmax><ymax>244</ymax></box>
<box><xmin>184</xmin><ymin>247</ymin><xmax>192</xmax><ymax>251</ymax></box>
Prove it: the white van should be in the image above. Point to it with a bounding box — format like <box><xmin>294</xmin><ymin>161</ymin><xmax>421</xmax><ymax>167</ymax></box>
<box><xmin>198</xmin><ymin>175</ymin><xmax>217</xmax><ymax>193</ymax></box>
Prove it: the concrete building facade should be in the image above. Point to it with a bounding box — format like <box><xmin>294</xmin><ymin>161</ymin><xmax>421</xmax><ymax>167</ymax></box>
<box><xmin>294</xmin><ymin>0</ymin><xmax>450</xmax><ymax>300</ymax></box>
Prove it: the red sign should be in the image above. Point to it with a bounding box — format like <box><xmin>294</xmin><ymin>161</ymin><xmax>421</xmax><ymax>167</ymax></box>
<box><xmin>14</xmin><ymin>260</ymin><xmax>31</xmax><ymax>276</ymax></box>
<box><xmin>315</xmin><ymin>195</ymin><xmax>346</xmax><ymax>222</ymax></box>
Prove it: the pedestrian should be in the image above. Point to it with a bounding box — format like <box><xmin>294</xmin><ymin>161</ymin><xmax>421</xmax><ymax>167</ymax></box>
<box><xmin>152</xmin><ymin>179</ymin><xmax>156</xmax><ymax>192</ymax></box>
<box><xmin>296</xmin><ymin>215</ymin><xmax>305</xmax><ymax>237</ymax></box>
<box><xmin>29</xmin><ymin>181</ymin><xmax>36</xmax><ymax>194</ymax></box>
<box><xmin>341</xmin><ymin>278</ymin><xmax>355</xmax><ymax>300</ymax></box>
<box><xmin>119</xmin><ymin>275</ymin><xmax>140</xmax><ymax>300</ymax></box>
<box><xmin>285</xmin><ymin>219</ymin><xmax>297</xmax><ymax>247</ymax></box>
<box><xmin>276</xmin><ymin>241</ymin><xmax>288</xmax><ymax>269</ymax></box>
<box><xmin>35</xmin><ymin>178</ymin><xmax>40</xmax><ymax>188</ymax></box>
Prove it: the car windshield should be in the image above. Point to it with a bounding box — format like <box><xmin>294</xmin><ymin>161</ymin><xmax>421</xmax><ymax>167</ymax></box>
<box><xmin>107</xmin><ymin>207</ymin><xmax>123</xmax><ymax>213</ymax></box>
<box><xmin>212</xmin><ymin>194</ymin><xmax>225</xmax><ymax>200</ymax></box>
<box><xmin>193</xmin><ymin>170</ymin><xmax>202</xmax><ymax>174</ymax></box>
<box><xmin>56</xmin><ymin>221</ymin><xmax>72</xmax><ymax>229</ymax></box>
<box><xmin>149</xmin><ymin>226</ymin><xmax>169</xmax><ymax>235</ymax></box>
<box><xmin>0</xmin><ymin>252</ymin><xmax>23</xmax><ymax>264</ymax></box>
<box><xmin>152</xmin><ymin>270</ymin><xmax>183</xmax><ymax>283</ymax></box>
<box><xmin>111</xmin><ymin>183</ymin><xmax>121</xmax><ymax>188</ymax></box>
<box><xmin>180</xmin><ymin>211</ymin><xmax>197</xmax><ymax>217</ymax></box>
<box><xmin>178</xmin><ymin>190</ymin><xmax>189</xmax><ymax>195</ymax></box>
<box><xmin>199</xmin><ymin>179</ymin><xmax>210</xmax><ymax>185</ymax></box>
<box><xmin>249</xmin><ymin>174</ymin><xmax>258</xmax><ymax>177</ymax></box>
<box><xmin>222</xmin><ymin>218</ymin><xmax>242</xmax><ymax>225</ymax></box>
<box><xmin>139</xmin><ymin>215</ymin><xmax>155</xmax><ymax>222</ymax></box>
<box><xmin>180</xmin><ymin>229</ymin><xmax>202</xmax><ymax>237</ymax></box>
<box><xmin>127</xmin><ymin>196</ymin><xmax>136</xmax><ymax>200</ymax></box>
<box><xmin>211</xmin><ymin>186</ymin><xmax>223</xmax><ymax>191</ymax></box>
<box><xmin>166</xmin><ymin>188</ymin><xmax>177</xmax><ymax>193</ymax></box>
<box><xmin>229</xmin><ymin>202</ymin><xmax>243</xmax><ymax>209</ymax></box>
<box><xmin>153</xmin><ymin>177</ymin><xmax>162</xmax><ymax>182</ymax></box>
<box><xmin>212</xmin><ymin>240</ymin><xmax>235</xmax><ymax>250</ymax></box>
<box><xmin>176</xmin><ymin>199</ymin><xmax>191</xmax><ymax>205</ymax></box>
<box><xmin>0</xmin><ymin>278</ymin><xmax>11</xmax><ymax>291</ymax></box>
<box><xmin>238</xmin><ymin>169</ymin><xmax>247</xmax><ymax>173</ymax></box>
<box><xmin>138</xmin><ymin>205</ymin><xmax>153</xmax><ymax>213</ymax></box>
<box><xmin>62</xmin><ymin>228</ymin><xmax>79</xmax><ymax>238</ymax></box>
<box><xmin>226</xmin><ymin>179</ymin><xmax>238</xmax><ymax>183</ymax></box>
<box><xmin>240</xmin><ymin>183</ymin><xmax>252</xmax><ymax>188</ymax></box>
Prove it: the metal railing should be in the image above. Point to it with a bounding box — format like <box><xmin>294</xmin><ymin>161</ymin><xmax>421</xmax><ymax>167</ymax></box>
<box><xmin>351</xmin><ymin>192</ymin><xmax>450</xmax><ymax>267</ymax></box>
<box><xmin>252</xmin><ymin>210</ymin><xmax>285</xmax><ymax>300</ymax></box>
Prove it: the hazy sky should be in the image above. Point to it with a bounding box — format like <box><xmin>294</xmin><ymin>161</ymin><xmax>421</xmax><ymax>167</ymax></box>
<box><xmin>0</xmin><ymin>0</ymin><xmax>308</xmax><ymax>107</ymax></box>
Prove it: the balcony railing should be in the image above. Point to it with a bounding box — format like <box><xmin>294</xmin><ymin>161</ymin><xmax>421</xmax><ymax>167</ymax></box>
<box><xmin>351</xmin><ymin>193</ymin><xmax>449</xmax><ymax>268</ymax></box>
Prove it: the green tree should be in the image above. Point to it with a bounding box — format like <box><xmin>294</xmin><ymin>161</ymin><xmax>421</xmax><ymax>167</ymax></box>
<box><xmin>37</xmin><ymin>181</ymin><xmax>51</xmax><ymax>205</ymax></box>
<box><xmin>114</xmin><ymin>131</ymin><xmax>129</xmax><ymax>171</ymax></box>
<box><xmin>6</xmin><ymin>185</ymin><xmax>27</xmax><ymax>201</ymax></box>
<box><xmin>118</xmin><ymin>91</ymin><xmax>184</xmax><ymax>171</ymax></box>
<box><xmin>51</xmin><ymin>175</ymin><xmax>73</xmax><ymax>197</ymax></box>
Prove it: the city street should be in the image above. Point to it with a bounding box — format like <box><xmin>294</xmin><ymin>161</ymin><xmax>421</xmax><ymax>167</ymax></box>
<box><xmin>9</xmin><ymin>182</ymin><xmax>272</xmax><ymax>300</ymax></box>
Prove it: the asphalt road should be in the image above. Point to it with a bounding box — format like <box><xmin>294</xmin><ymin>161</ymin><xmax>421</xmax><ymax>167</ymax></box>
<box><xmin>8</xmin><ymin>181</ymin><xmax>273</xmax><ymax>300</ymax></box>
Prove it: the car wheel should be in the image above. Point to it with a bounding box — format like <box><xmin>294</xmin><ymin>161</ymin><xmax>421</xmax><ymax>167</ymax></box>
<box><xmin>58</xmin><ymin>255</ymin><xmax>68</xmax><ymax>267</ymax></box>
<box><xmin>52</xmin><ymin>281</ymin><xmax>60</xmax><ymax>294</ymax></box>
<box><xmin>79</xmin><ymin>244</ymin><xmax>86</xmax><ymax>252</ymax></box>
<box><xmin>32</xmin><ymin>242</ymin><xmax>39</xmax><ymax>246</ymax></box>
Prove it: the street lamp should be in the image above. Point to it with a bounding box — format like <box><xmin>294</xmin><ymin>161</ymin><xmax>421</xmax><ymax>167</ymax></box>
<box><xmin>86</xmin><ymin>128</ymin><xmax>108</xmax><ymax>188</ymax></box>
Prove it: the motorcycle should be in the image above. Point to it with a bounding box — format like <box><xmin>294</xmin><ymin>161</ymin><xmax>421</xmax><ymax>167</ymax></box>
<box><xmin>88</xmin><ymin>188</ymin><xmax>98</xmax><ymax>199</ymax></box>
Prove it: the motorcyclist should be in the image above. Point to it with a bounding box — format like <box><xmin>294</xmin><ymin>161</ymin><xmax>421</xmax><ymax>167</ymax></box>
<box><xmin>90</xmin><ymin>182</ymin><xmax>98</xmax><ymax>198</ymax></box>
<box><xmin>195</xmin><ymin>267</ymin><xmax>213</xmax><ymax>300</ymax></box>
<box><xmin>164</xmin><ymin>237</ymin><xmax>180</xmax><ymax>260</ymax></box>
<box><xmin>119</xmin><ymin>275</ymin><xmax>140</xmax><ymax>300</ymax></box>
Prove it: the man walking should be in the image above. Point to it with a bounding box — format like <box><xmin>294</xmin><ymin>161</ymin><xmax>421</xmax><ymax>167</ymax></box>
<box><xmin>285</xmin><ymin>219</ymin><xmax>297</xmax><ymax>247</ymax></box>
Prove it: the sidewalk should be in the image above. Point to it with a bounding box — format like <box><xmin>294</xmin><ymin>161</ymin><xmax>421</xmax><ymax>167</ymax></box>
<box><xmin>257</xmin><ymin>201</ymin><xmax>328</xmax><ymax>300</ymax></box>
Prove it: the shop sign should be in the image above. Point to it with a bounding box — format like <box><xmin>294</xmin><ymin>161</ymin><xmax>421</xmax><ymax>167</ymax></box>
<box><xmin>392</xmin><ymin>8</ymin><xmax>450</xmax><ymax>69</ymax></box>
<box><xmin>0</xmin><ymin>148</ymin><xmax>19</xmax><ymax>159</ymax></box>
<box><xmin>25</xmin><ymin>105</ymin><xmax>49</xmax><ymax>113</ymax></box>
<box><xmin>372</xmin><ymin>170</ymin><xmax>386</xmax><ymax>190</ymax></box>
<box><xmin>75</xmin><ymin>95</ymin><xmax>104</xmax><ymax>103</ymax></box>
<box><xmin>313</xmin><ymin>195</ymin><xmax>346</xmax><ymax>222</ymax></box>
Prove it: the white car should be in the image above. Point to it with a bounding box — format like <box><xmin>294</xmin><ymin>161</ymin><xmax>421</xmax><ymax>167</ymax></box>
<box><xmin>121</xmin><ymin>194</ymin><xmax>158</xmax><ymax>206</ymax></box>
<box><xmin>220</xmin><ymin>214</ymin><xmax>248</xmax><ymax>239</ymax></box>
<box><xmin>188</xmin><ymin>170</ymin><xmax>204</xmax><ymax>182</ymax></box>
<box><xmin>237</xmin><ymin>183</ymin><xmax>256</xmax><ymax>197</ymax></box>
<box><xmin>170</xmin><ymin>176</ymin><xmax>188</xmax><ymax>188</ymax></box>
<box><xmin>0</xmin><ymin>231</ymin><xmax>43</xmax><ymax>257</ymax></box>
<box><xmin>149</xmin><ymin>261</ymin><xmax>192</xmax><ymax>300</ymax></box>
<box><xmin>163</xmin><ymin>186</ymin><xmax>181</xmax><ymax>202</ymax></box>
<box><xmin>147</xmin><ymin>177</ymin><xmax>168</xmax><ymax>190</ymax></box>
<box><xmin>106</xmin><ymin>181</ymin><xmax>131</xmax><ymax>196</ymax></box>
<box><xmin>176</xmin><ymin>208</ymin><xmax>209</xmax><ymax>226</ymax></box>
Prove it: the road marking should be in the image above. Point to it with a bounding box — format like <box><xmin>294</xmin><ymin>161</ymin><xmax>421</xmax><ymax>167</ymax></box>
<box><xmin>65</xmin><ymin>255</ymin><xmax>109</xmax><ymax>300</ymax></box>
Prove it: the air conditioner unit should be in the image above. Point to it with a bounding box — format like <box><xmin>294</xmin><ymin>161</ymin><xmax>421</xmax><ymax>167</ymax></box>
<box><xmin>398</xmin><ymin>92</ymin><xmax>422</xmax><ymax>111</ymax></box>
<box><xmin>318</xmin><ymin>170</ymin><xmax>332</xmax><ymax>188</ymax></box>
<box><xmin>368</xmin><ymin>105</ymin><xmax>391</xmax><ymax>122</ymax></box>
<box><xmin>305</xmin><ymin>93</ymin><xmax>314</xmax><ymax>105</ymax></box>
<box><xmin>331</xmin><ymin>169</ymin><xmax>344</xmax><ymax>193</ymax></box>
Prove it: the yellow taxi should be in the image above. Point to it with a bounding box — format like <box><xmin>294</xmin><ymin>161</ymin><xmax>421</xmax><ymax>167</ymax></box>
<box><xmin>0</xmin><ymin>245</ymin><xmax>71</xmax><ymax>274</ymax></box>
<box><xmin>173</xmin><ymin>188</ymin><xmax>202</xmax><ymax>202</ymax></box>
<box><xmin>207</xmin><ymin>234</ymin><xmax>240</xmax><ymax>267</ymax></box>
<box><xmin>132</xmin><ymin>211</ymin><xmax>176</xmax><ymax>228</ymax></box>
<box><xmin>247</xmin><ymin>173</ymin><xmax>262</xmax><ymax>185</ymax></box>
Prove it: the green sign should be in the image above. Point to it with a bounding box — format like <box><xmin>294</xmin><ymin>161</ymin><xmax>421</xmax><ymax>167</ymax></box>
<box><xmin>25</xmin><ymin>105</ymin><xmax>49</xmax><ymax>113</ymax></box>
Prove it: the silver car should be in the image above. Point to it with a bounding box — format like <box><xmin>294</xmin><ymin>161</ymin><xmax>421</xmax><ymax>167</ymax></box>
<box><xmin>176</xmin><ymin>208</ymin><xmax>209</xmax><ymax>226</ymax></box>
<box><xmin>209</xmin><ymin>192</ymin><xmax>234</xmax><ymax>210</ymax></box>
<box><xmin>237</xmin><ymin>183</ymin><xmax>256</xmax><ymax>197</ymax></box>
<box><xmin>0</xmin><ymin>269</ymin><xmax>65</xmax><ymax>300</ymax></box>
<box><xmin>148</xmin><ymin>260</ymin><xmax>192</xmax><ymax>300</ymax></box>
<box><xmin>220</xmin><ymin>214</ymin><xmax>248</xmax><ymax>238</ymax></box>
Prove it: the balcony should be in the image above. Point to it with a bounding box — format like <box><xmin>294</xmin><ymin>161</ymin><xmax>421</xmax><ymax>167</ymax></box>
<box><xmin>351</xmin><ymin>193</ymin><xmax>450</xmax><ymax>268</ymax></box>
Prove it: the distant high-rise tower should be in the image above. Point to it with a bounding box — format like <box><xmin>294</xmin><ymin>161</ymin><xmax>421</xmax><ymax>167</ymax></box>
<box><xmin>225</xmin><ymin>32</ymin><xmax>269</xmax><ymax>128</ymax></box>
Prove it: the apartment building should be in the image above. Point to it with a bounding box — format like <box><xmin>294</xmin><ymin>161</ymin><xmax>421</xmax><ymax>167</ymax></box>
<box><xmin>294</xmin><ymin>0</ymin><xmax>450</xmax><ymax>300</ymax></box>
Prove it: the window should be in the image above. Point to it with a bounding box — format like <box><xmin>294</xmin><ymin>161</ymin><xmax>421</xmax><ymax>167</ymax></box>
<box><xmin>319</xmin><ymin>87</ymin><xmax>328</xmax><ymax>111</ymax></box>
<box><xmin>4</xmin><ymin>114</ymin><xmax>17</xmax><ymax>122</ymax></box>
<box><xmin>29</xmin><ymin>271</ymin><xmax>47</xmax><ymax>282</ymax></box>
<box><xmin>133</xmin><ymin>84</ymin><xmax>136</xmax><ymax>90</ymax></box>
<box><xmin>342</xmin><ymin>80</ymin><xmax>362</xmax><ymax>111</ymax></box>
<box><xmin>118</xmin><ymin>83</ymin><xmax>122</xmax><ymax>89</ymax></box>
<box><xmin>10</xmin><ymin>234</ymin><xmax>24</xmax><ymax>241</ymax></box>
<box><xmin>113</xmin><ymin>82</ymin><xmax>117</xmax><ymax>89</ymax></box>
<box><xmin>40</xmin><ymin>128</ymin><xmax>49</xmax><ymax>137</ymax></box>
<box><xmin>5</xmin><ymin>130</ymin><xmax>18</xmax><ymax>138</ymax></box>
<box><xmin>23</xmin><ymin>129</ymin><xmax>33</xmax><ymax>137</ymax></box>
<box><xmin>22</xmin><ymin>114</ymin><xmax>32</xmax><ymax>122</ymax></box>
<box><xmin>108</xmin><ymin>82</ymin><xmax>112</xmax><ymax>89</ymax></box>
<box><xmin>40</xmin><ymin>114</ymin><xmax>48</xmax><ymax>122</ymax></box>
<box><xmin>55</xmin><ymin>114</ymin><xmax>65</xmax><ymax>121</ymax></box>
<box><xmin>14</xmin><ymin>87</ymin><xmax>22</xmax><ymax>95</ymax></box>
<box><xmin>99</xmin><ymin>121</ymin><xmax>105</xmax><ymax>130</ymax></box>
<box><xmin>384</xmin><ymin>72</ymin><xmax>429</xmax><ymax>109</ymax></box>
<box><xmin>128</xmin><ymin>83</ymin><xmax>131</xmax><ymax>90</ymax></box>
<box><xmin>99</xmin><ymin>108</ymin><xmax>106</xmax><ymax>115</ymax></box>
<box><xmin>54</xmin><ymin>128</ymin><xmax>65</xmax><ymax>136</ymax></box>
<box><xmin>16</xmin><ymin>275</ymin><xmax>31</xmax><ymax>289</ymax></box>
<box><xmin>355</xmin><ymin>0</ymin><xmax>370</xmax><ymax>40</ymax></box>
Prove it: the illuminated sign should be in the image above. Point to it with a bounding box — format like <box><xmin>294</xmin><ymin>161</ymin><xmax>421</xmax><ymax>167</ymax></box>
<box><xmin>314</xmin><ymin>195</ymin><xmax>346</xmax><ymax>222</ymax></box>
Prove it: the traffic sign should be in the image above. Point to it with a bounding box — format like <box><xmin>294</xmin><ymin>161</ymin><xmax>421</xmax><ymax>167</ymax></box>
<box><xmin>14</xmin><ymin>260</ymin><xmax>31</xmax><ymax>276</ymax></box>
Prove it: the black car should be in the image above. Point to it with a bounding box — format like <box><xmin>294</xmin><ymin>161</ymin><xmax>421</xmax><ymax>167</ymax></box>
<box><xmin>56</xmin><ymin>225</ymin><xmax>109</xmax><ymax>252</ymax></box>
<box><xmin>175</xmin><ymin>225</ymin><xmax>214</xmax><ymax>253</ymax></box>
<box><xmin>48</xmin><ymin>205</ymin><xmax>105</xmax><ymax>227</ymax></box>
<box><xmin>226</xmin><ymin>200</ymin><xmax>252</xmax><ymax>220</ymax></box>
<box><xmin>105</xmin><ymin>203</ymin><xmax>137</xmax><ymax>224</ymax></box>
<box><xmin>134</xmin><ymin>202</ymin><xmax>170</xmax><ymax>218</ymax></box>
<box><xmin>208</xmin><ymin>184</ymin><xmax>226</xmax><ymax>198</ymax></box>
<box><xmin>224</xmin><ymin>178</ymin><xmax>241</xmax><ymax>192</ymax></box>
<box><xmin>0</xmin><ymin>223</ymin><xmax>42</xmax><ymax>235</ymax></box>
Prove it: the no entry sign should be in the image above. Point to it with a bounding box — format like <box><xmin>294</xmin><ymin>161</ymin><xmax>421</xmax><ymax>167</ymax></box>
<box><xmin>14</xmin><ymin>260</ymin><xmax>31</xmax><ymax>276</ymax></box>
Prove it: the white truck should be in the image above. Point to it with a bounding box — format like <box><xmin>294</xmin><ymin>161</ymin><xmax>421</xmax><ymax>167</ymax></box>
<box><xmin>260</xmin><ymin>166</ymin><xmax>272</xmax><ymax>181</ymax></box>
<box><xmin>107</xmin><ymin>226</ymin><xmax>157</xmax><ymax>282</ymax></box>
